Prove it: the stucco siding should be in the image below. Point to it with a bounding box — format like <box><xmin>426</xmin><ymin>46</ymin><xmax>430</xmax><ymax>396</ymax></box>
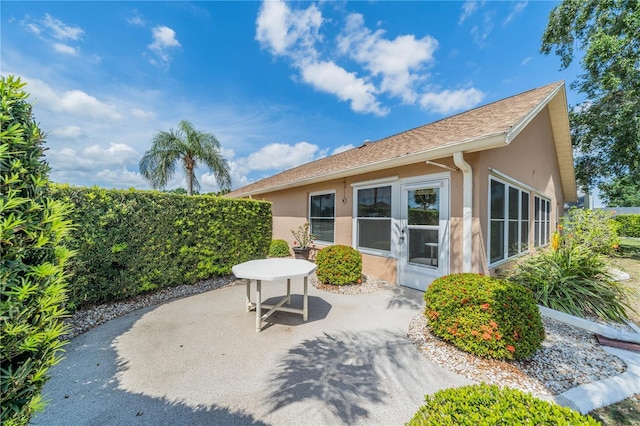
<box><xmin>252</xmin><ymin>108</ymin><xmax>568</xmax><ymax>283</ymax></box>
<box><xmin>472</xmin><ymin>106</ymin><xmax>566</xmax><ymax>273</ymax></box>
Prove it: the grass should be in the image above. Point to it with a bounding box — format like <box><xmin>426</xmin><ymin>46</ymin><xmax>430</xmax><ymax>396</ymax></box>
<box><xmin>590</xmin><ymin>394</ymin><xmax>640</xmax><ymax>425</ymax></box>
<box><xmin>609</xmin><ymin>238</ymin><xmax>640</xmax><ymax>326</ymax></box>
<box><xmin>589</xmin><ymin>240</ymin><xmax>640</xmax><ymax>423</ymax></box>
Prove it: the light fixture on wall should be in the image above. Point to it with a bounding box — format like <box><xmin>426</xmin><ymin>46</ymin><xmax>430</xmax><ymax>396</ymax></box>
<box><xmin>342</xmin><ymin>179</ymin><xmax>347</xmax><ymax>204</ymax></box>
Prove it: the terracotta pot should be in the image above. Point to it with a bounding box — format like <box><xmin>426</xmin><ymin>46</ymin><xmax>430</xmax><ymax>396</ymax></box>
<box><xmin>292</xmin><ymin>247</ymin><xmax>311</xmax><ymax>260</ymax></box>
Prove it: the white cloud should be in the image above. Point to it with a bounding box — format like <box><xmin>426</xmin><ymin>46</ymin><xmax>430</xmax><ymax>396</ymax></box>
<box><xmin>223</xmin><ymin>141</ymin><xmax>327</xmax><ymax>190</ymax></box>
<box><xmin>41</xmin><ymin>13</ymin><xmax>84</xmax><ymax>40</ymax></box>
<box><xmin>301</xmin><ymin>61</ymin><xmax>387</xmax><ymax>116</ymax></box>
<box><xmin>85</xmin><ymin>143</ymin><xmax>139</xmax><ymax>164</ymax></box>
<box><xmin>200</xmin><ymin>172</ymin><xmax>232</xmax><ymax>193</ymax></box>
<box><xmin>21</xmin><ymin>14</ymin><xmax>84</xmax><ymax>55</ymax></box>
<box><xmin>255</xmin><ymin>0</ymin><xmax>322</xmax><ymax>58</ymax></box>
<box><xmin>255</xmin><ymin>1</ymin><xmax>482</xmax><ymax>116</ymax></box>
<box><xmin>459</xmin><ymin>1</ymin><xmax>484</xmax><ymax>24</ymax></box>
<box><xmin>337</xmin><ymin>13</ymin><xmax>438</xmax><ymax>103</ymax></box>
<box><xmin>419</xmin><ymin>88</ymin><xmax>485</xmax><ymax>114</ymax></box>
<box><xmin>52</xmin><ymin>42</ymin><xmax>77</xmax><ymax>55</ymax></box>
<box><xmin>49</xmin><ymin>125</ymin><xmax>85</xmax><ymax>139</ymax></box>
<box><xmin>470</xmin><ymin>11</ymin><xmax>495</xmax><ymax>48</ymax></box>
<box><xmin>25</xmin><ymin>77</ymin><xmax>121</xmax><ymax>120</ymax></box>
<box><xmin>96</xmin><ymin>168</ymin><xmax>148</xmax><ymax>189</ymax></box>
<box><xmin>148</xmin><ymin>25</ymin><xmax>181</xmax><ymax>63</ymax></box>
<box><xmin>504</xmin><ymin>1</ymin><xmax>528</xmax><ymax>25</ymax></box>
<box><xmin>521</xmin><ymin>57</ymin><xmax>531</xmax><ymax>66</ymax></box>
<box><xmin>25</xmin><ymin>22</ymin><xmax>41</xmax><ymax>36</ymax></box>
<box><xmin>131</xmin><ymin>108</ymin><xmax>155</xmax><ymax>120</ymax></box>
<box><xmin>245</xmin><ymin>141</ymin><xmax>325</xmax><ymax>171</ymax></box>
<box><xmin>332</xmin><ymin>144</ymin><xmax>355</xmax><ymax>155</ymax></box>
<box><xmin>126</xmin><ymin>11</ymin><xmax>145</xmax><ymax>26</ymax></box>
<box><xmin>48</xmin><ymin>143</ymin><xmax>139</xmax><ymax>173</ymax></box>
<box><xmin>256</xmin><ymin>1</ymin><xmax>391</xmax><ymax>115</ymax></box>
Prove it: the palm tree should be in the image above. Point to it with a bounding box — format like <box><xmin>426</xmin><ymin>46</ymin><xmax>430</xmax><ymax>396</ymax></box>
<box><xmin>139</xmin><ymin>120</ymin><xmax>231</xmax><ymax>195</ymax></box>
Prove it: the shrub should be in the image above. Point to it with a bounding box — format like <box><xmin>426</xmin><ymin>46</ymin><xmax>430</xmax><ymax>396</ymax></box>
<box><xmin>561</xmin><ymin>207</ymin><xmax>619</xmax><ymax>255</ymax></box>
<box><xmin>269</xmin><ymin>239</ymin><xmax>291</xmax><ymax>257</ymax></box>
<box><xmin>1</xmin><ymin>76</ymin><xmax>74</xmax><ymax>425</ymax></box>
<box><xmin>613</xmin><ymin>214</ymin><xmax>640</xmax><ymax>238</ymax></box>
<box><xmin>424</xmin><ymin>273</ymin><xmax>544</xmax><ymax>360</ymax></box>
<box><xmin>509</xmin><ymin>237</ymin><xmax>631</xmax><ymax>323</ymax></box>
<box><xmin>316</xmin><ymin>245</ymin><xmax>362</xmax><ymax>286</ymax></box>
<box><xmin>50</xmin><ymin>186</ymin><xmax>272</xmax><ymax>309</ymax></box>
<box><xmin>407</xmin><ymin>383</ymin><xmax>599</xmax><ymax>425</ymax></box>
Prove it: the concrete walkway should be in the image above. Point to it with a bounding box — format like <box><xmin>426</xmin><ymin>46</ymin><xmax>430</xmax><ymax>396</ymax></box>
<box><xmin>32</xmin><ymin>281</ymin><xmax>473</xmax><ymax>425</ymax></box>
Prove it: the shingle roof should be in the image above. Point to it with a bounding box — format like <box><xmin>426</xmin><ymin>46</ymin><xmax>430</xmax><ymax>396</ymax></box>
<box><xmin>229</xmin><ymin>81</ymin><xmax>573</xmax><ymax>198</ymax></box>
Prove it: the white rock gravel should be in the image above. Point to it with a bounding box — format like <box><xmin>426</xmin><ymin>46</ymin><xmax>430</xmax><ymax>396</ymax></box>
<box><xmin>64</xmin><ymin>273</ymin><xmax>629</xmax><ymax>398</ymax></box>
<box><xmin>63</xmin><ymin>275</ymin><xmax>240</xmax><ymax>339</ymax></box>
<box><xmin>407</xmin><ymin>314</ymin><xmax>627</xmax><ymax>396</ymax></box>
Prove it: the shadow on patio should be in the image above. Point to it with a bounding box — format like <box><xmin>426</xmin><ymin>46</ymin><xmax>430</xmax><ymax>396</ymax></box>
<box><xmin>266</xmin><ymin>329</ymin><xmax>424</xmax><ymax>424</ymax></box>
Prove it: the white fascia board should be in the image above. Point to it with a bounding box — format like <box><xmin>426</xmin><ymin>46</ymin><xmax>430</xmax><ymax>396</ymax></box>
<box><xmin>505</xmin><ymin>82</ymin><xmax>564</xmax><ymax>144</ymax></box>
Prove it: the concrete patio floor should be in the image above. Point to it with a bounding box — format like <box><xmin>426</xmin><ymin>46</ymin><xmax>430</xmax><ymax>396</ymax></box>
<box><xmin>32</xmin><ymin>280</ymin><xmax>473</xmax><ymax>425</ymax></box>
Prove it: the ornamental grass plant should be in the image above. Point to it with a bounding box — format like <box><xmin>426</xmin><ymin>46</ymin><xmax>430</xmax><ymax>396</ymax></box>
<box><xmin>510</xmin><ymin>227</ymin><xmax>632</xmax><ymax>323</ymax></box>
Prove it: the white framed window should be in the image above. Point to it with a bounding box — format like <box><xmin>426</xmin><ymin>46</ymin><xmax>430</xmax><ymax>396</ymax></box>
<box><xmin>488</xmin><ymin>176</ymin><xmax>530</xmax><ymax>266</ymax></box>
<box><xmin>354</xmin><ymin>183</ymin><xmax>393</xmax><ymax>255</ymax></box>
<box><xmin>309</xmin><ymin>191</ymin><xmax>335</xmax><ymax>244</ymax></box>
<box><xmin>534</xmin><ymin>195</ymin><xmax>551</xmax><ymax>247</ymax></box>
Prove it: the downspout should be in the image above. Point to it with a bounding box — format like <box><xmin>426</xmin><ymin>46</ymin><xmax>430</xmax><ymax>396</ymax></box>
<box><xmin>453</xmin><ymin>152</ymin><xmax>472</xmax><ymax>272</ymax></box>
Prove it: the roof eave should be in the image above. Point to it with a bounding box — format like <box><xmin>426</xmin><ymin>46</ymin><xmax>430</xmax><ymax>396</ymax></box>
<box><xmin>229</xmin><ymin>133</ymin><xmax>508</xmax><ymax>198</ymax></box>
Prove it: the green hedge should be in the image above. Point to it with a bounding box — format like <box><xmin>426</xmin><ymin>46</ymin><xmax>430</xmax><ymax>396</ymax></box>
<box><xmin>613</xmin><ymin>214</ymin><xmax>640</xmax><ymax>238</ymax></box>
<box><xmin>50</xmin><ymin>186</ymin><xmax>271</xmax><ymax>309</ymax></box>
<box><xmin>407</xmin><ymin>383</ymin><xmax>599</xmax><ymax>425</ymax></box>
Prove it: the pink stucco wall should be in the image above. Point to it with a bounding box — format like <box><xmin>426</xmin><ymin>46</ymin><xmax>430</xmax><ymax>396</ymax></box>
<box><xmin>251</xmin><ymin>106</ymin><xmax>569</xmax><ymax>284</ymax></box>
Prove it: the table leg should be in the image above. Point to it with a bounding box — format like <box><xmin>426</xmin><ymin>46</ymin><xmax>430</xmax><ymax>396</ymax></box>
<box><xmin>256</xmin><ymin>280</ymin><xmax>262</xmax><ymax>332</ymax></box>
<box><xmin>303</xmin><ymin>275</ymin><xmax>308</xmax><ymax>321</ymax></box>
<box><xmin>286</xmin><ymin>278</ymin><xmax>291</xmax><ymax>305</ymax></box>
<box><xmin>246</xmin><ymin>280</ymin><xmax>251</xmax><ymax>312</ymax></box>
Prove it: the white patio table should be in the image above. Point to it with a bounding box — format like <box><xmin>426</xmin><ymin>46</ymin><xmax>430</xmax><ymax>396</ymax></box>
<box><xmin>232</xmin><ymin>258</ymin><xmax>317</xmax><ymax>332</ymax></box>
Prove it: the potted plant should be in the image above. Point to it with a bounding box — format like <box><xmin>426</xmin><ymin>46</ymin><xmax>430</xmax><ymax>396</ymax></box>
<box><xmin>291</xmin><ymin>222</ymin><xmax>315</xmax><ymax>260</ymax></box>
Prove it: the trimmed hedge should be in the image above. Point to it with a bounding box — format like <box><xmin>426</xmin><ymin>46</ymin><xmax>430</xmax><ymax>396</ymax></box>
<box><xmin>613</xmin><ymin>214</ymin><xmax>640</xmax><ymax>238</ymax></box>
<box><xmin>407</xmin><ymin>383</ymin><xmax>599</xmax><ymax>425</ymax></box>
<box><xmin>316</xmin><ymin>245</ymin><xmax>362</xmax><ymax>286</ymax></box>
<box><xmin>50</xmin><ymin>186</ymin><xmax>271</xmax><ymax>309</ymax></box>
<box><xmin>424</xmin><ymin>273</ymin><xmax>544</xmax><ymax>360</ymax></box>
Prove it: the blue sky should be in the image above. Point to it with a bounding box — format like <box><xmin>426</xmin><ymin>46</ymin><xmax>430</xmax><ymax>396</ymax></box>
<box><xmin>2</xmin><ymin>1</ymin><xmax>583</xmax><ymax>193</ymax></box>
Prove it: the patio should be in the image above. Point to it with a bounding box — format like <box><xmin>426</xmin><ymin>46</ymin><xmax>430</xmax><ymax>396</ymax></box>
<box><xmin>33</xmin><ymin>280</ymin><xmax>473</xmax><ymax>425</ymax></box>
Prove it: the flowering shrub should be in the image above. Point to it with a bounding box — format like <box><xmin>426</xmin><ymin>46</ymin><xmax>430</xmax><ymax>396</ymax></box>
<box><xmin>290</xmin><ymin>222</ymin><xmax>315</xmax><ymax>249</ymax></box>
<box><xmin>407</xmin><ymin>383</ymin><xmax>599</xmax><ymax>425</ymax></box>
<box><xmin>316</xmin><ymin>245</ymin><xmax>362</xmax><ymax>286</ymax></box>
<box><xmin>424</xmin><ymin>273</ymin><xmax>544</xmax><ymax>360</ymax></box>
<box><xmin>561</xmin><ymin>207</ymin><xmax>619</xmax><ymax>255</ymax></box>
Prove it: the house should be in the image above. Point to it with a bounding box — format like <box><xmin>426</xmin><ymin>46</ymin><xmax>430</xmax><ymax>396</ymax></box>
<box><xmin>228</xmin><ymin>81</ymin><xmax>577</xmax><ymax>291</ymax></box>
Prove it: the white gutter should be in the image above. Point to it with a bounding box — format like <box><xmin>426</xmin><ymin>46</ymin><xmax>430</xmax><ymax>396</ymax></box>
<box><xmin>453</xmin><ymin>152</ymin><xmax>472</xmax><ymax>272</ymax></box>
